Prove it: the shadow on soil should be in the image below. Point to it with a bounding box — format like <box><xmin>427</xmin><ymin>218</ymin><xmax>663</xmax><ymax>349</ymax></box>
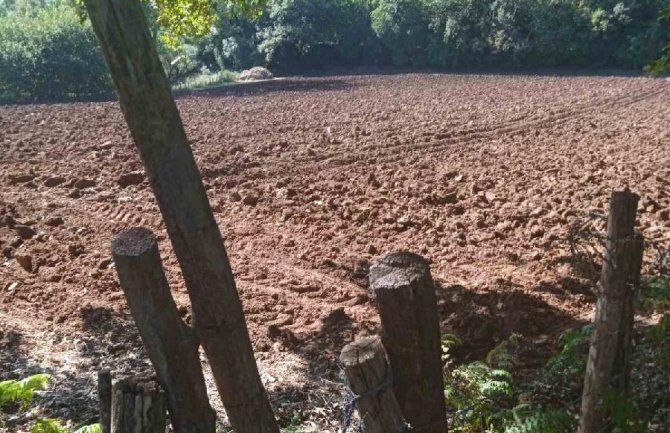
<box><xmin>175</xmin><ymin>77</ymin><xmax>356</xmax><ymax>99</ymax></box>
<box><xmin>260</xmin><ymin>277</ymin><xmax>587</xmax><ymax>427</ymax></box>
<box><xmin>0</xmin><ymin>325</ymin><xmax>99</xmax><ymax>428</ymax></box>
<box><xmin>282</xmin><ymin>278</ymin><xmax>586</xmax><ymax>379</ymax></box>
<box><xmin>296</xmin><ymin>65</ymin><xmax>656</xmax><ymax>79</ymax></box>
<box><xmin>436</xmin><ymin>282</ymin><xmax>586</xmax><ymax>368</ymax></box>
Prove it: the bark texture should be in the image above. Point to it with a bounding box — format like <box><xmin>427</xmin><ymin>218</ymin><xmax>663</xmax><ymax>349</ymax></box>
<box><xmin>369</xmin><ymin>252</ymin><xmax>447</xmax><ymax>433</ymax></box>
<box><xmin>340</xmin><ymin>337</ymin><xmax>408</xmax><ymax>433</ymax></box>
<box><xmin>111</xmin><ymin>377</ymin><xmax>166</xmax><ymax>433</ymax></box>
<box><xmin>98</xmin><ymin>369</ymin><xmax>112</xmax><ymax>433</ymax></box>
<box><xmin>579</xmin><ymin>191</ymin><xmax>644</xmax><ymax>433</ymax></box>
<box><xmin>112</xmin><ymin>227</ymin><xmax>215</xmax><ymax>433</ymax></box>
<box><xmin>84</xmin><ymin>1</ymin><xmax>278</xmax><ymax>431</ymax></box>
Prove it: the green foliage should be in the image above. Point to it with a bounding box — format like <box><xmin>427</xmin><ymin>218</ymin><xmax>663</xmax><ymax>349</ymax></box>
<box><xmin>0</xmin><ymin>2</ymin><xmax>111</xmax><ymax>102</ymax></box>
<box><xmin>196</xmin><ymin>3</ymin><xmax>265</xmax><ymax>71</ymax></box>
<box><xmin>0</xmin><ymin>374</ymin><xmax>50</xmax><ymax>409</ymax></box>
<box><xmin>638</xmin><ymin>276</ymin><xmax>670</xmax><ymax>312</ymax></box>
<box><xmin>258</xmin><ymin>0</ymin><xmax>378</xmax><ymax>71</ymax></box>
<box><xmin>173</xmin><ymin>69</ymin><xmax>238</xmax><ymax>90</ymax></box>
<box><xmin>486</xmin><ymin>333</ymin><xmax>521</xmax><ymax>371</ymax></box>
<box><xmin>601</xmin><ymin>393</ymin><xmax>646</xmax><ymax>433</ymax></box>
<box><xmin>1</xmin><ymin>373</ymin><xmax>100</xmax><ymax>433</ymax></box>
<box><xmin>442</xmin><ymin>333</ymin><xmax>463</xmax><ymax>364</ymax></box>
<box><xmin>72</xmin><ymin>423</ymin><xmax>101</xmax><ymax>433</ymax></box>
<box><xmin>648</xmin><ymin>313</ymin><xmax>670</xmax><ymax>364</ymax></box>
<box><xmin>443</xmin><ymin>331</ymin><xmax>582</xmax><ymax>433</ymax></box>
<box><xmin>30</xmin><ymin>419</ymin><xmax>100</xmax><ymax>433</ymax></box>
<box><xmin>31</xmin><ymin>419</ymin><xmax>67</xmax><ymax>433</ymax></box>
<box><xmin>544</xmin><ymin>325</ymin><xmax>592</xmax><ymax>378</ymax></box>
<box><xmin>445</xmin><ymin>335</ymin><xmax>519</xmax><ymax>432</ymax></box>
<box><xmin>645</xmin><ymin>5</ymin><xmax>670</xmax><ymax>72</ymax></box>
<box><xmin>502</xmin><ymin>407</ymin><xmax>575</xmax><ymax>433</ymax></box>
<box><xmin>446</xmin><ymin>361</ymin><xmax>515</xmax><ymax>432</ymax></box>
<box><xmin>1</xmin><ymin>0</ymin><xmax>669</xmax><ymax>102</ymax></box>
<box><xmin>371</xmin><ymin>0</ymin><xmax>433</xmax><ymax>66</ymax></box>
<box><xmin>639</xmin><ymin>276</ymin><xmax>670</xmax><ymax>364</ymax></box>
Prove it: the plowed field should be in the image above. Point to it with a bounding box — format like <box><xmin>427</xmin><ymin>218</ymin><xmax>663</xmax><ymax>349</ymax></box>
<box><xmin>1</xmin><ymin>73</ymin><xmax>669</xmax><ymax>431</ymax></box>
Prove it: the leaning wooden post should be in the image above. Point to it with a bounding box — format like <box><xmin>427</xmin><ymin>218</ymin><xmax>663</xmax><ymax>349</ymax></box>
<box><xmin>98</xmin><ymin>369</ymin><xmax>112</xmax><ymax>433</ymax></box>
<box><xmin>578</xmin><ymin>191</ymin><xmax>644</xmax><ymax>433</ymax></box>
<box><xmin>340</xmin><ymin>337</ymin><xmax>408</xmax><ymax>433</ymax></box>
<box><xmin>369</xmin><ymin>252</ymin><xmax>447</xmax><ymax>433</ymax></box>
<box><xmin>83</xmin><ymin>1</ymin><xmax>279</xmax><ymax>432</ymax></box>
<box><xmin>112</xmin><ymin>228</ymin><xmax>215</xmax><ymax>433</ymax></box>
<box><xmin>111</xmin><ymin>377</ymin><xmax>166</xmax><ymax>433</ymax></box>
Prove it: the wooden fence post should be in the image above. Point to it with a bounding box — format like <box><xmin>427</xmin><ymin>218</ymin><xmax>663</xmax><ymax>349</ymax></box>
<box><xmin>340</xmin><ymin>337</ymin><xmax>408</xmax><ymax>433</ymax></box>
<box><xmin>98</xmin><ymin>369</ymin><xmax>112</xmax><ymax>433</ymax></box>
<box><xmin>112</xmin><ymin>227</ymin><xmax>215</xmax><ymax>433</ymax></box>
<box><xmin>369</xmin><ymin>252</ymin><xmax>447</xmax><ymax>433</ymax></box>
<box><xmin>111</xmin><ymin>377</ymin><xmax>166</xmax><ymax>433</ymax></box>
<box><xmin>578</xmin><ymin>191</ymin><xmax>644</xmax><ymax>433</ymax></box>
<box><xmin>83</xmin><ymin>0</ymin><xmax>279</xmax><ymax>431</ymax></box>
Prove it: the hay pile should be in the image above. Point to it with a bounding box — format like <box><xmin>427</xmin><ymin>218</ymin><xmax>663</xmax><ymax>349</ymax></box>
<box><xmin>238</xmin><ymin>67</ymin><xmax>274</xmax><ymax>81</ymax></box>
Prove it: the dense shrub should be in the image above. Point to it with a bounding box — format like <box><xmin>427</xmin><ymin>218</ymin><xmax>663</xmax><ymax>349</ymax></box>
<box><xmin>195</xmin><ymin>4</ymin><xmax>265</xmax><ymax>72</ymax></box>
<box><xmin>371</xmin><ymin>0</ymin><xmax>434</xmax><ymax>67</ymax></box>
<box><xmin>209</xmin><ymin>0</ymin><xmax>670</xmax><ymax>72</ymax></box>
<box><xmin>250</xmin><ymin>0</ymin><xmax>378</xmax><ymax>72</ymax></box>
<box><xmin>0</xmin><ymin>4</ymin><xmax>111</xmax><ymax>102</ymax></box>
<box><xmin>1</xmin><ymin>0</ymin><xmax>669</xmax><ymax>102</ymax></box>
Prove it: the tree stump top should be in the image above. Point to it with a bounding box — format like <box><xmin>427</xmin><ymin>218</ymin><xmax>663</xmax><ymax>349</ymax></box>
<box><xmin>369</xmin><ymin>252</ymin><xmax>430</xmax><ymax>292</ymax></box>
<box><xmin>114</xmin><ymin>376</ymin><xmax>161</xmax><ymax>394</ymax></box>
<box><xmin>112</xmin><ymin>227</ymin><xmax>156</xmax><ymax>257</ymax></box>
<box><xmin>340</xmin><ymin>336</ymin><xmax>384</xmax><ymax>367</ymax></box>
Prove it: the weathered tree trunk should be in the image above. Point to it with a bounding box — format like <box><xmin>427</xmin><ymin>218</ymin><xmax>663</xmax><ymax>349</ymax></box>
<box><xmin>83</xmin><ymin>1</ymin><xmax>279</xmax><ymax>432</ymax></box>
<box><xmin>112</xmin><ymin>227</ymin><xmax>215</xmax><ymax>433</ymax></box>
<box><xmin>111</xmin><ymin>377</ymin><xmax>166</xmax><ymax>433</ymax></box>
<box><xmin>340</xmin><ymin>337</ymin><xmax>407</xmax><ymax>433</ymax></box>
<box><xmin>578</xmin><ymin>191</ymin><xmax>644</xmax><ymax>433</ymax></box>
<box><xmin>368</xmin><ymin>252</ymin><xmax>447</xmax><ymax>433</ymax></box>
<box><xmin>98</xmin><ymin>369</ymin><xmax>112</xmax><ymax>433</ymax></box>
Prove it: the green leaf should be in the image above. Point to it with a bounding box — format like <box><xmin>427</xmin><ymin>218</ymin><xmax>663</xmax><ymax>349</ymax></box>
<box><xmin>0</xmin><ymin>374</ymin><xmax>50</xmax><ymax>409</ymax></box>
<box><xmin>30</xmin><ymin>419</ymin><xmax>67</xmax><ymax>433</ymax></box>
<box><xmin>73</xmin><ymin>423</ymin><xmax>101</xmax><ymax>433</ymax></box>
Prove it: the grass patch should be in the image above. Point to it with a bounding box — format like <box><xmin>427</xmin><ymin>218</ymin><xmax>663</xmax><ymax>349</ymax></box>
<box><xmin>172</xmin><ymin>70</ymin><xmax>238</xmax><ymax>91</ymax></box>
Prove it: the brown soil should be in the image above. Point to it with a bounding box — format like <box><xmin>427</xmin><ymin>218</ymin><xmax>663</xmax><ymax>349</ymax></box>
<box><xmin>1</xmin><ymin>73</ymin><xmax>669</xmax><ymax>431</ymax></box>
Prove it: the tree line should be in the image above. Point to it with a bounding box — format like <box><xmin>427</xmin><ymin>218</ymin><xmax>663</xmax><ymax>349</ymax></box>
<box><xmin>1</xmin><ymin>0</ymin><xmax>669</xmax><ymax>102</ymax></box>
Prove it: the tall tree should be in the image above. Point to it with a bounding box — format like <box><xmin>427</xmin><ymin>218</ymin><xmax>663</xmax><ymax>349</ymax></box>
<box><xmin>648</xmin><ymin>6</ymin><xmax>670</xmax><ymax>72</ymax></box>
<box><xmin>82</xmin><ymin>0</ymin><xmax>279</xmax><ymax>432</ymax></box>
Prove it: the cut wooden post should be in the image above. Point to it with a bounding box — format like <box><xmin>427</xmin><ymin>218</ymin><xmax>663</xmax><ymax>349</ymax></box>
<box><xmin>84</xmin><ymin>0</ymin><xmax>279</xmax><ymax>432</ymax></box>
<box><xmin>368</xmin><ymin>252</ymin><xmax>447</xmax><ymax>433</ymax></box>
<box><xmin>340</xmin><ymin>337</ymin><xmax>407</xmax><ymax>433</ymax></box>
<box><xmin>111</xmin><ymin>377</ymin><xmax>166</xmax><ymax>433</ymax></box>
<box><xmin>98</xmin><ymin>369</ymin><xmax>112</xmax><ymax>433</ymax></box>
<box><xmin>578</xmin><ymin>191</ymin><xmax>644</xmax><ymax>433</ymax></box>
<box><xmin>112</xmin><ymin>227</ymin><xmax>215</xmax><ymax>433</ymax></box>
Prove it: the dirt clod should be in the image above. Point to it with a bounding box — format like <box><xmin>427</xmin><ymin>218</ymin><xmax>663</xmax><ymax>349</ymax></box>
<box><xmin>45</xmin><ymin>216</ymin><xmax>64</xmax><ymax>227</ymax></box>
<box><xmin>44</xmin><ymin>176</ymin><xmax>66</xmax><ymax>187</ymax></box>
<box><xmin>15</xmin><ymin>254</ymin><xmax>33</xmax><ymax>272</ymax></box>
<box><xmin>118</xmin><ymin>172</ymin><xmax>145</xmax><ymax>188</ymax></box>
<box><xmin>14</xmin><ymin>225</ymin><xmax>35</xmax><ymax>240</ymax></box>
<box><xmin>74</xmin><ymin>179</ymin><xmax>96</xmax><ymax>189</ymax></box>
<box><xmin>1</xmin><ymin>74</ymin><xmax>669</xmax><ymax>432</ymax></box>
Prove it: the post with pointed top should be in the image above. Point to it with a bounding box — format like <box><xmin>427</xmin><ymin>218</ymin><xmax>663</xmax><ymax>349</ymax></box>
<box><xmin>578</xmin><ymin>191</ymin><xmax>644</xmax><ymax>433</ymax></box>
<box><xmin>369</xmin><ymin>252</ymin><xmax>447</xmax><ymax>433</ymax></box>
